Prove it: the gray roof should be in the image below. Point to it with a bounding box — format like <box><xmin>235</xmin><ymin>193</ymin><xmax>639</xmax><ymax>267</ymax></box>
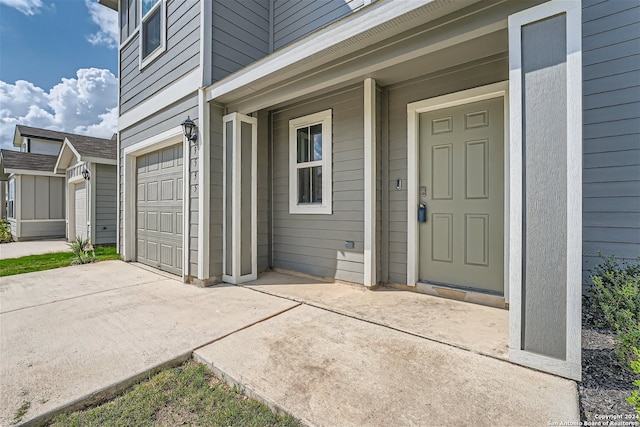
<box><xmin>16</xmin><ymin>125</ymin><xmax>70</xmax><ymax>142</ymax></box>
<box><xmin>66</xmin><ymin>134</ymin><xmax>117</xmax><ymax>160</ymax></box>
<box><xmin>0</xmin><ymin>150</ymin><xmax>59</xmax><ymax>172</ymax></box>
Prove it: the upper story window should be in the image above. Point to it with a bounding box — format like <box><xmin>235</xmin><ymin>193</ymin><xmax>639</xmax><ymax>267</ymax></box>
<box><xmin>139</xmin><ymin>0</ymin><xmax>165</xmax><ymax>68</ymax></box>
<box><xmin>120</xmin><ymin>0</ymin><xmax>139</xmax><ymax>44</ymax></box>
<box><xmin>289</xmin><ymin>110</ymin><xmax>332</xmax><ymax>215</ymax></box>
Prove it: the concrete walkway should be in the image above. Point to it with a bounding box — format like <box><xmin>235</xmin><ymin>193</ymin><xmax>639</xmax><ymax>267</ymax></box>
<box><xmin>0</xmin><ymin>262</ymin><xmax>579</xmax><ymax>426</ymax></box>
<box><xmin>0</xmin><ymin>239</ymin><xmax>69</xmax><ymax>259</ymax></box>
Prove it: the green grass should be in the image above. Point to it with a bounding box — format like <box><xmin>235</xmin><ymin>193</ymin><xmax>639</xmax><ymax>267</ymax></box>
<box><xmin>50</xmin><ymin>361</ymin><xmax>301</xmax><ymax>427</ymax></box>
<box><xmin>0</xmin><ymin>246</ymin><xmax>120</xmax><ymax>277</ymax></box>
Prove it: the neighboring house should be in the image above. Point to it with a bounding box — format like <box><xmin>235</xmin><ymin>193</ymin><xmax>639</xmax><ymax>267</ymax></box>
<box><xmin>98</xmin><ymin>0</ymin><xmax>640</xmax><ymax>381</ymax></box>
<box><xmin>0</xmin><ymin>126</ymin><xmax>69</xmax><ymax>240</ymax></box>
<box><xmin>0</xmin><ymin>126</ymin><xmax>118</xmax><ymax>244</ymax></box>
<box><xmin>55</xmin><ymin>134</ymin><xmax>118</xmax><ymax>245</ymax></box>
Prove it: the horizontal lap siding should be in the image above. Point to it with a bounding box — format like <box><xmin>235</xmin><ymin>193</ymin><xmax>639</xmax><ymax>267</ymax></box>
<box><xmin>211</xmin><ymin>0</ymin><xmax>269</xmax><ymax>82</ymax></box>
<box><xmin>582</xmin><ymin>0</ymin><xmax>640</xmax><ymax>281</ymax></box>
<box><xmin>95</xmin><ymin>164</ymin><xmax>117</xmax><ymax>244</ymax></box>
<box><xmin>385</xmin><ymin>55</ymin><xmax>508</xmax><ymax>285</ymax></box>
<box><xmin>209</xmin><ymin>105</ymin><xmax>224</xmax><ymax>277</ymax></box>
<box><xmin>271</xmin><ymin>86</ymin><xmax>365</xmax><ymax>284</ymax></box>
<box><xmin>273</xmin><ymin>0</ymin><xmax>364</xmax><ymax>51</ymax></box>
<box><xmin>120</xmin><ymin>1</ymin><xmax>200</xmax><ymax>114</ymax></box>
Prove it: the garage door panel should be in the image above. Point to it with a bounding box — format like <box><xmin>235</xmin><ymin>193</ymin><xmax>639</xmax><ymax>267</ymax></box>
<box><xmin>161</xmin><ymin>179</ymin><xmax>173</xmax><ymax>200</ymax></box>
<box><xmin>136</xmin><ymin>143</ymin><xmax>183</xmax><ymax>276</ymax></box>
<box><xmin>160</xmin><ymin>212</ymin><xmax>173</xmax><ymax>233</ymax></box>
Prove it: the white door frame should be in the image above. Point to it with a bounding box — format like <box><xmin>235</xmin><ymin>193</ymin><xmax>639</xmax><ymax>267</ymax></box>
<box><xmin>122</xmin><ymin>126</ymin><xmax>188</xmax><ymax>281</ymax></box>
<box><xmin>406</xmin><ymin>81</ymin><xmax>510</xmax><ymax>302</ymax></box>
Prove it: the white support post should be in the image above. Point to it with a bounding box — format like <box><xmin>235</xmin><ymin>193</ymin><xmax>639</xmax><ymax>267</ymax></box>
<box><xmin>364</xmin><ymin>78</ymin><xmax>377</xmax><ymax>287</ymax></box>
<box><xmin>222</xmin><ymin>112</ymin><xmax>257</xmax><ymax>284</ymax></box>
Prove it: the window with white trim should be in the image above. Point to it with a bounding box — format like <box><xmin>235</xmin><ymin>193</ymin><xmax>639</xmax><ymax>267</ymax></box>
<box><xmin>139</xmin><ymin>0</ymin><xmax>165</xmax><ymax>68</ymax></box>
<box><xmin>289</xmin><ymin>109</ymin><xmax>332</xmax><ymax>214</ymax></box>
<box><xmin>7</xmin><ymin>178</ymin><xmax>15</xmax><ymax>219</ymax></box>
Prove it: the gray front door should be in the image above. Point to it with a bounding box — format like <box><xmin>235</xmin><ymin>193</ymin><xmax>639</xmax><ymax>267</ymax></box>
<box><xmin>418</xmin><ymin>97</ymin><xmax>504</xmax><ymax>293</ymax></box>
<box><xmin>136</xmin><ymin>143</ymin><xmax>183</xmax><ymax>275</ymax></box>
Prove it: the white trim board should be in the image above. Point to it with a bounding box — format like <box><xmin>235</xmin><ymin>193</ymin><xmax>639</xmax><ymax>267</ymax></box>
<box><xmin>364</xmin><ymin>78</ymin><xmax>377</xmax><ymax>287</ymax></box>
<box><xmin>119</xmin><ymin>67</ymin><xmax>201</xmax><ymax>131</ymax></box>
<box><xmin>406</xmin><ymin>81</ymin><xmax>510</xmax><ymax>293</ymax></box>
<box><xmin>507</xmin><ymin>0</ymin><xmax>582</xmax><ymax>381</ymax></box>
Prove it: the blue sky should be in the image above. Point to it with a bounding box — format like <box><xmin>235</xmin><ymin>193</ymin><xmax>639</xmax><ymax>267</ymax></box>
<box><xmin>0</xmin><ymin>0</ymin><xmax>119</xmax><ymax>150</ymax></box>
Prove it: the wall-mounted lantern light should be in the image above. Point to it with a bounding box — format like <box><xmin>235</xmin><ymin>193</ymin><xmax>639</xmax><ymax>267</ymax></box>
<box><xmin>81</xmin><ymin>168</ymin><xmax>90</xmax><ymax>181</ymax></box>
<box><xmin>181</xmin><ymin>116</ymin><xmax>198</xmax><ymax>143</ymax></box>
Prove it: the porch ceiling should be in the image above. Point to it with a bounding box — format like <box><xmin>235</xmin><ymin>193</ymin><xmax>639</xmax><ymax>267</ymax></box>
<box><xmin>211</xmin><ymin>0</ymin><xmax>539</xmax><ymax>114</ymax></box>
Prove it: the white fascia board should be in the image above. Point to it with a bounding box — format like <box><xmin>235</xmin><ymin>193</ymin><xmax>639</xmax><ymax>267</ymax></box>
<box><xmin>119</xmin><ymin>67</ymin><xmax>201</xmax><ymax>131</ymax></box>
<box><xmin>54</xmin><ymin>139</ymin><xmax>80</xmax><ymax>173</ymax></box>
<box><xmin>206</xmin><ymin>0</ymin><xmax>439</xmax><ymax>103</ymax></box>
<box><xmin>4</xmin><ymin>169</ymin><xmax>64</xmax><ymax>177</ymax></box>
<box><xmin>82</xmin><ymin>157</ymin><xmax>118</xmax><ymax>165</ymax></box>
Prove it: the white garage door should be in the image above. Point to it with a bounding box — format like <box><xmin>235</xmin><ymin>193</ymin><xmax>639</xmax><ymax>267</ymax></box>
<box><xmin>136</xmin><ymin>143</ymin><xmax>183</xmax><ymax>275</ymax></box>
<box><xmin>75</xmin><ymin>182</ymin><xmax>87</xmax><ymax>240</ymax></box>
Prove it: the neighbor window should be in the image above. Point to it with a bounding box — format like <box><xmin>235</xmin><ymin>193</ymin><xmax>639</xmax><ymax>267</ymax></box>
<box><xmin>139</xmin><ymin>0</ymin><xmax>165</xmax><ymax>68</ymax></box>
<box><xmin>120</xmin><ymin>0</ymin><xmax>138</xmax><ymax>44</ymax></box>
<box><xmin>289</xmin><ymin>109</ymin><xmax>332</xmax><ymax>214</ymax></box>
<box><xmin>7</xmin><ymin>178</ymin><xmax>15</xmax><ymax>219</ymax></box>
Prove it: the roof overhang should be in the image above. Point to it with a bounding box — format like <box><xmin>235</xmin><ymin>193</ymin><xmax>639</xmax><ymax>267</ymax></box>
<box><xmin>55</xmin><ymin>138</ymin><xmax>118</xmax><ymax>173</ymax></box>
<box><xmin>98</xmin><ymin>0</ymin><xmax>118</xmax><ymax>11</ymax></box>
<box><xmin>205</xmin><ymin>0</ymin><xmax>526</xmax><ymax>113</ymax></box>
<box><xmin>2</xmin><ymin>168</ymin><xmax>63</xmax><ymax>177</ymax></box>
<box><xmin>54</xmin><ymin>139</ymin><xmax>81</xmax><ymax>173</ymax></box>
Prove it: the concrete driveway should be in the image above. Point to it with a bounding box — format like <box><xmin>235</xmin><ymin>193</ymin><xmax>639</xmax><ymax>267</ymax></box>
<box><xmin>0</xmin><ymin>261</ymin><xmax>579</xmax><ymax>426</ymax></box>
<box><xmin>0</xmin><ymin>239</ymin><xmax>70</xmax><ymax>260</ymax></box>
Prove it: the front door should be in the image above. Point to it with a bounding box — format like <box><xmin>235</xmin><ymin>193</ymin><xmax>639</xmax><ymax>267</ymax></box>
<box><xmin>418</xmin><ymin>97</ymin><xmax>504</xmax><ymax>293</ymax></box>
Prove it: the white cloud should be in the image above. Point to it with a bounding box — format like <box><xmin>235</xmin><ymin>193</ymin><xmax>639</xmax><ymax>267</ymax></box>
<box><xmin>0</xmin><ymin>68</ymin><xmax>118</xmax><ymax>151</ymax></box>
<box><xmin>0</xmin><ymin>0</ymin><xmax>43</xmax><ymax>15</ymax></box>
<box><xmin>86</xmin><ymin>0</ymin><xmax>119</xmax><ymax>49</ymax></box>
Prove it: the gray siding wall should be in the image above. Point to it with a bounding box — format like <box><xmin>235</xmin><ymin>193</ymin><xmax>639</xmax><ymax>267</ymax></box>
<box><xmin>119</xmin><ymin>95</ymin><xmax>198</xmax><ymax>276</ymax></box>
<box><xmin>257</xmin><ymin>111</ymin><xmax>270</xmax><ymax>272</ymax></box>
<box><xmin>18</xmin><ymin>221</ymin><xmax>66</xmax><ymax>240</ymax></box>
<box><xmin>582</xmin><ymin>0</ymin><xmax>640</xmax><ymax>278</ymax></box>
<box><xmin>271</xmin><ymin>86</ymin><xmax>365</xmax><ymax>284</ymax></box>
<box><xmin>273</xmin><ymin>0</ymin><xmax>364</xmax><ymax>51</ymax></box>
<box><xmin>211</xmin><ymin>0</ymin><xmax>270</xmax><ymax>83</ymax></box>
<box><xmin>385</xmin><ymin>55</ymin><xmax>508</xmax><ymax>285</ymax></box>
<box><xmin>120</xmin><ymin>0</ymin><xmax>200</xmax><ymax>114</ymax></box>
<box><xmin>20</xmin><ymin>175</ymin><xmax>65</xmax><ymax>220</ymax></box>
<box><xmin>209</xmin><ymin>0</ymin><xmax>366</xmax><ymax>83</ymax></box>
<box><xmin>95</xmin><ymin>164</ymin><xmax>117</xmax><ymax>244</ymax></box>
<box><xmin>210</xmin><ymin>105</ymin><xmax>224</xmax><ymax>277</ymax></box>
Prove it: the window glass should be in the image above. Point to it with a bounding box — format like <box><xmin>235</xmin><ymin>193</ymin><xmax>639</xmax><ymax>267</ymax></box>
<box><xmin>142</xmin><ymin>7</ymin><xmax>161</xmax><ymax>58</ymax></box>
<box><xmin>142</xmin><ymin>0</ymin><xmax>159</xmax><ymax>16</ymax></box>
<box><xmin>310</xmin><ymin>124</ymin><xmax>322</xmax><ymax>161</ymax></box>
<box><xmin>296</xmin><ymin>128</ymin><xmax>309</xmax><ymax>163</ymax></box>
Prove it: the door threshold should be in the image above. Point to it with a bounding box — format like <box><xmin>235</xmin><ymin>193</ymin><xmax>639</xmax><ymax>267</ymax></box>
<box><xmin>416</xmin><ymin>280</ymin><xmax>507</xmax><ymax>309</ymax></box>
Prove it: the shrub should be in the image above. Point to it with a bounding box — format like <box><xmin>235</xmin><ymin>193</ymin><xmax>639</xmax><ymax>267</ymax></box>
<box><xmin>68</xmin><ymin>236</ymin><xmax>96</xmax><ymax>265</ymax></box>
<box><xmin>590</xmin><ymin>255</ymin><xmax>640</xmax><ymax>365</ymax></box>
<box><xmin>627</xmin><ymin>348</ymin><xmax>640</xmax><ymax>414</ymax></box>
<box><xmin>0</xmin><ymin>218</ymin><xmax>12</xmax><ymax>243</ymax></box>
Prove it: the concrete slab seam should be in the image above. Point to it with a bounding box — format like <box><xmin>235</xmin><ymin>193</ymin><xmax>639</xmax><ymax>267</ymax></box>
<box><xmin>20</xmin><ymin>352</ymin><xmax>192</xmax><ymax>427</ymax></box>
<box><xmin>192</xmin><ymin>352</ymin><xmax>315</xmax><ymax>427</ymax></box>
<box><xmin>0</xmin><ymin>279</ymin><xmax>173</xmax><ymax>315</ymax></box>
<box><xmin>240</xmin><ymin>284</ymin><xmax>550</xmax><ymax>375</ymax></box>
<box><xmin>192</xmin><ymin>302</ymin><xmax>302</xmax><ymax>352</ymax></box>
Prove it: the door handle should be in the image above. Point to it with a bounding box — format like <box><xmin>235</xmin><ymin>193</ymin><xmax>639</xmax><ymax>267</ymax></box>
<box><xmin>418</xmin><ymin>203</ymin><xmax>427</xmax><ymax>223</ymax></box>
